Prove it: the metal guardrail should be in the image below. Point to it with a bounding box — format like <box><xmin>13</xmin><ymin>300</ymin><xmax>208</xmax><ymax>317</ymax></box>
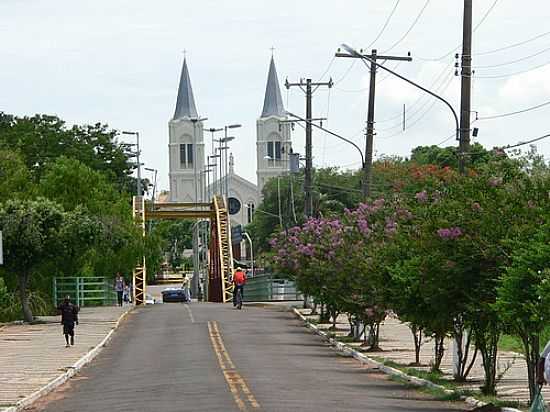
<box><xmin>53</xmin><ymin>277</ymin><xmax>117</xmax><ymax>307</ymax></box>
<box><xmin>242</xmin><ymin>274</ymin><xmax>302</xmax><ymax>302</ymax></box>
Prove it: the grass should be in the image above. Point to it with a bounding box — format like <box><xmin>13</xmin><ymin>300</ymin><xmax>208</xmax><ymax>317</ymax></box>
<box><xmin>498</xmin><ymin>326</ymin><xmax>550</xmax><ymax>355</ymax></box>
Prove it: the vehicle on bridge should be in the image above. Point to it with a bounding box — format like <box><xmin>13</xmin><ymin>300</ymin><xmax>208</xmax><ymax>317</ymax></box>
<box><xmin>161</xmin><ymin>287</ymin><xmax>189</xmax><ymax>303</ymax></box>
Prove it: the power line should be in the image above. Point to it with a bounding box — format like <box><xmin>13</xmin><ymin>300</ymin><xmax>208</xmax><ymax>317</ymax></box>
<box><xmin>501</xmin><ymin>132</ymin><xmax>550</xmax><ymax>150</ymax></box>
<box><xmin>473</xmin><ymin>45</ymin><xmax>550</xmax><ymax>68</ymax></box>
<box><xmin>475</xmin><ymin>30</ymin><xmax>550</xmax><ymax>56</ymax></box>
<box><xmin>477</xmin><ymin>99</ymin><xmax>550</xmax><ymax>120</ymax></box>
<box><xmin>416</xmin><ymin>0</ymin><xmax>500</xmax><ymax>62</ymax></box>
<box><xmin>366</xmin><ymin>0</ymin><xmax>402</xmax><ymax>50</ymax></box>
<box><xmin>383</xmin><ymin>0</ymin><xmax>430</xmax><ymax>53</ymax></box>
<box><xmin>316</xmin><ymin>56</ymin><xmax>336</xmax><ymax>82</ymax></box>
<box><xmin>474</xmin><ymin>59</ymin><xmax>550</xmax><ymax>79</ymax></box>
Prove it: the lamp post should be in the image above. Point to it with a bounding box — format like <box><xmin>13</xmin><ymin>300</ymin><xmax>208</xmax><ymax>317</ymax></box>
<box><xmin>207</xmin><ymin>128</ymin><xmax>223</xmax><ymax>195</ymax></box>
<box><xmin>122</xmin><ymin>131</ymin><xmax>142</xmax><ymax>196</ymax></box>
<box><xmin>207</xmin><ymin>155</ymin><xmax>220</xmax><ymax>196</ymax></box>
<box><xmin>144</xmin><ymin>167</ymin><xmax>158</xmax><ymax>202</ymax></box>
<box><xmin>336</xmin><ymin>44</ymin><xmax>459</xmax><ymax>196</ymax></box>
<box><xmin>242</xmin><ymin>231</ymin><xmax>254</xmax><ymax>277</ymax></box>
<box><xmin>222</xmin><ymin>124</ymin><xmax>241</xmax><ymax>203</ymax></box>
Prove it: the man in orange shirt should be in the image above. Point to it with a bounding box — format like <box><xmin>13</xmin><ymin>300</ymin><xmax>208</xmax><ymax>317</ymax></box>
<box><xmin>232</xmin><ymin>267</ymin><xmax>247</xmax><ymax>307</ymax></box>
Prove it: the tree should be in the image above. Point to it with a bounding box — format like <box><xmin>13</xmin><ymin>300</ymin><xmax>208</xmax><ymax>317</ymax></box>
<box><xmin>0</xmin><ymin>149</ymin><xmax>33</xmax><ymax>199</ymax></box>
<box><xmin>0</xmin><ymin>113</ymin><xmax>136</xmax><ymax>193</ymax></box>
<box><xmin>496</xmin><ymin>225</ymin><xmax>550</xmax><ymax>405</ymax></box>
<box><xmin>0</xmin><ymin>199</ymin><xmax>99</xmax><ymax>321</ymax></box>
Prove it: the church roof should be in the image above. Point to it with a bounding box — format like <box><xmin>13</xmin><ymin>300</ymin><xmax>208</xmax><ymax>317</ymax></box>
<box><xmin>173</xmin><ymin>58</ymin><xmax>198</xmax><ymax>120</ymax></box>
<box><xmin>260</xmin><ymin>57</ymin><xmax>285</xmax><ymax>118</ymax></box>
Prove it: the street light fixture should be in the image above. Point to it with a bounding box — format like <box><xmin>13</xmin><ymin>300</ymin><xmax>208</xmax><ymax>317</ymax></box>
<box><xmin>122</xmin><ymin>131</ymin><xmax>142</xmax><ymax>196</ymax></box>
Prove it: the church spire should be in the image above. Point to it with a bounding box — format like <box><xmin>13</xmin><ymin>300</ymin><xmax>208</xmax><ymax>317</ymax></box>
<box><xmin>173</xmin><ymin>58</ymin><xmax>198</xmax><ymax>120</ymax></box>
<box><xmin>260</xmin><ymin>56</ymin><xmax>285</xmax><ymax>118</ymax></box>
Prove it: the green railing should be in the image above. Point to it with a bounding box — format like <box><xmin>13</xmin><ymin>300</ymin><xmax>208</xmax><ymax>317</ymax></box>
<box><xmin>243</xmin><ymin>274</ymin><xmax>302</xmax><ymax>302</ymax></box>
<box><xmin>53</xmin><ymin>277</ymin><xmax>118</xmax><ymax>307</ymax></box>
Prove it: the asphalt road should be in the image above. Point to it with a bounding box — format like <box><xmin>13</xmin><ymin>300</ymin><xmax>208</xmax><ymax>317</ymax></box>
<box><xmin>36</xmin><ymin>303</ymin><xmax>467</xmax><ymax>412</ymax></box>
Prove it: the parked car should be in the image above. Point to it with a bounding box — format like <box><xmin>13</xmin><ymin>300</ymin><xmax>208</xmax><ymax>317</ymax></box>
<box><xmin>161</xmin><ymin>287</ymin><xmax>188</xmax><ymax>303</ymax></box>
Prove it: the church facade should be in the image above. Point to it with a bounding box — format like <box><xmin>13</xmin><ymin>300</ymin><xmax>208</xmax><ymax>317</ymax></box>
<box><xmin>167</xmin><ymin>56</ymin><xmax>292</xmax><ymax>228</ymax></box>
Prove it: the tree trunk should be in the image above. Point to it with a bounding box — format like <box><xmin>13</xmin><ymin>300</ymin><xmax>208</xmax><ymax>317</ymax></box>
<box><xmin>479</xmin><ymin>336</ymin><xmax>497</xmax><ymax>395</ymax></box>
<box><xmin>17</xmin><ymin>273</ymin><xmax>33</xmax><ymax>323</ymax></box>
<box><xmin>523</xmin><ymin>333</ymin><xmax>540</xmax><ymax>405</ymax></box>
<box><xmin>410</xmin><ymin>325</ymin><xmax>423</xmax><ymax>366</ymax></box>
<box><xmin>432</xmin><ymin>335</ymin><xmax>445</xmax><ymax>372</ymax></box>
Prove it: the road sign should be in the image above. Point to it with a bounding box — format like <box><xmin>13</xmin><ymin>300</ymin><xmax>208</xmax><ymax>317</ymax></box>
<box><xmin>231</xmin><ymin>225</ymin><xmax>242</xmax><ymax>244</ymax></box>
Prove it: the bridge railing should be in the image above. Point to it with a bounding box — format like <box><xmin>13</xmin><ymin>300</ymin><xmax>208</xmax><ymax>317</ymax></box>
<box><xmin>53</xmin><ymin>277</ymin><xmax>117</xmax><ymax>307</ymax></box>
<box><xmin>243</xmin><ymin>274</ymin><xmax>302</xmax><ymax>302</ymax></box>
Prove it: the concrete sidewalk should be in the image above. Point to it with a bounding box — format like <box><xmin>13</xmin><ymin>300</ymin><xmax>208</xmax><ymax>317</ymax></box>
<box><xmin>299</xmin><ymin>308</ymin><xmax>549</xmax><ymax>406</ymax></box>
<box><xmin>0</xmin><ymin>305</ymin><xmax>129</xmax><ymax>411</ymax></box>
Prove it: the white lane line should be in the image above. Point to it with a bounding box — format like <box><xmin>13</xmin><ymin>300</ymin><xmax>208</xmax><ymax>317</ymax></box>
<box><xmin>184</xmin><ymin>304</ymin><xmax>195</xmax><ymax>323</ymax></box>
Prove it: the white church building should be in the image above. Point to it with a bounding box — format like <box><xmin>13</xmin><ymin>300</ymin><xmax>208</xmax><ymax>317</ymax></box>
<box><xmin>167</xmin><ymin>56</ymin><xmax>292</xmax><ymax>228</ymax></box>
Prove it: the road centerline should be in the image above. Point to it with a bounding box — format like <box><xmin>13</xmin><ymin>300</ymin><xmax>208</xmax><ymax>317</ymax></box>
<box><xmin>207</xmin><ymin>320</ymin><xmax>260</xmax><ymax>411</ymax></box>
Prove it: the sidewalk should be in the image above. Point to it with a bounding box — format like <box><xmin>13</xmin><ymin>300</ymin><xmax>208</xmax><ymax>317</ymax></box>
<box><xmin>299</xmin><ymin>308</ymin><xmax>549</xmax><ymax>406</ymax></box>
<box><xmin>0</xmin><ymin>305</ymin><xmax>129</xmax><ymax>411</ymax></box>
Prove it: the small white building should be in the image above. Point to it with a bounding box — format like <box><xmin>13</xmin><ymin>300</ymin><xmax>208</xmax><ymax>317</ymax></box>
<box><xmin>166</xmin><ymin>56</ymin><xmax>292</xmax><ymax>229</ymax></box>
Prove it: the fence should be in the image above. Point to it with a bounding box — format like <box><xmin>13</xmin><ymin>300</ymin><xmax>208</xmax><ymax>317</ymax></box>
<box><xmin>243</xmin><ymin>274</ymin><xmax>302</xmax><ymax>302</ymax></box>
<box><xmin>53</xmin><ymin>277</ymin><xmax>118</xmax><ymax>307</ymax></box>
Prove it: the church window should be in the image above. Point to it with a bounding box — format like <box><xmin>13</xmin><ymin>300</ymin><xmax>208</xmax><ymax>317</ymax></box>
<box><xmin>179</xmin><ymin>143</ymin><xmax>194</xmax><ymax>168</ymax></box>
<box><xmin>267</xmin><ymin>141</ymin><xmax>282</xmax><ymax>167</ymax></box>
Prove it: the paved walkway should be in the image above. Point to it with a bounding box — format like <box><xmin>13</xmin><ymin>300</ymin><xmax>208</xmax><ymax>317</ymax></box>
<box><xmin>300</xmin><ymin>309</ymin><xmax>548</xmax><ymax>404</ymax></box>
<box><xmin>33</xmin><ymin>303</ymin><xmax>465</xmax><ymax>412</ymax></box>
<box><xmin>0</xmin><ymin>305</ymin><xmax>128</xmax><ymax>411</ymax></box>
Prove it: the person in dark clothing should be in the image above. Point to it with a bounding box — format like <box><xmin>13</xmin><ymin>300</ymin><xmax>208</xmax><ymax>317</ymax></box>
<box><xmin>58</xmin><ymin>296</ymin><xmax>79</xmax><ymax>347</ymax></box>
<box><xmin>114</xmin><ymin>273</ymin><xmax>125</xmax><ymax>307</ymax></box>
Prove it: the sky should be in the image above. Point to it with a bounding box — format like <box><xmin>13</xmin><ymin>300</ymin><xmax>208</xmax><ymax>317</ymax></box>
<box><xmin>1</xmin><ymin>0</ymin><xmax>550</xmax><ymax>192</ymax></box>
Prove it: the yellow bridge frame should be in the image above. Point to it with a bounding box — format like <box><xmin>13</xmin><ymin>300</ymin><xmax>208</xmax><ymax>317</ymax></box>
<box><xmin>132</xmin><ymin>195</ymin><xmax>234</xmax><ymax>305</ymax></box>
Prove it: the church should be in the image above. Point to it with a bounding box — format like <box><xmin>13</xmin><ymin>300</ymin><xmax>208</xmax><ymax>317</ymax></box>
<box><xmin>166</xmin><ymin>56</ymin><xmax>293</xmax><ymax>228</ymax></box>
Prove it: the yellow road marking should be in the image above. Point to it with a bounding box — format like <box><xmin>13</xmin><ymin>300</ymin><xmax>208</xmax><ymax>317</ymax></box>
<box><xmin>208</xmin><ymin>321</ymin><xmax>260</xmax><ymax>410</ymax></box>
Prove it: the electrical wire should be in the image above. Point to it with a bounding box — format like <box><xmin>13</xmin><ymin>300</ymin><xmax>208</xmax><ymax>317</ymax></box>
<box><xmin>416</xmin><ymin>0</ymin><xmax>500</xmax><ymax>62</ymax></box>
<box><xmin>376</xmin><ymin>61</ymin><xmax>453</xmax><ymax>123</ymax></box>
<box><xmin>316</xmin><ymin>55</ymin><xmax>336</xmax><ymax>82</ymax></box>
<box><xmin>365</xmin><ymin>0</ymin><xmax>402</xmax><ymax>50</ymax></box>
<box><xmin>333</xmin><ymin>61</ymin><xmax>357</xmax><ymax>85</ymax></box>
<box><xmin>383</xmin><ymin>0</ymin><xmax>430</xmax><ymax>53</ymax></box>
<box><xmin>475</xmin><ymin>30</ymin><xmax>550</xmax><ymax>56</ymax></box>
<box><xmin>473</xmin><ymin>45</ymin><xmax>550</xmax><ymax>69</ymax></box>
<box><xmin>474</xmin><ymin>59</ymin><xmax>550</xmax><ymax>79</ymax></box>
<box><xmin>477</xmin><ymin>99</ymin><xmax>550</xmax><ymax>120</ymax></box>
<box><xmin>501</xmin><ymin>133</ymin><xmax>550</xmax><ymax>150</ymax></box>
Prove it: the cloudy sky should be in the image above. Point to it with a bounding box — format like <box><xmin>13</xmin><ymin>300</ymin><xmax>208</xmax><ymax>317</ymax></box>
<box><xmin>1</xmin><ymin>0</ymin><xmax>549</xmax><ymax>191</ymax></box>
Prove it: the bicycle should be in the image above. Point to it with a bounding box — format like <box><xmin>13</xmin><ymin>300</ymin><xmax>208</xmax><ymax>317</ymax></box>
<box><xmin>234</xmin><ymin>286</ymin><xmax>243</xmax><ymax>310</ymax></box>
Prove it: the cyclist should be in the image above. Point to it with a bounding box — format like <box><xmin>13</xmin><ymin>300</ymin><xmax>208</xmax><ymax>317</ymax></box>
<box><xmin>232</xmin><ymin>267</ymin><xmax>247</xmax><ymax>308</ymax></box>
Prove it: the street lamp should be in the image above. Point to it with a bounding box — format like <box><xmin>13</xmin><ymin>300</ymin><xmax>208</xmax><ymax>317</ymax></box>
<box><xmin>122</xmin><ymin>131</ymin><xmax>142</xmax><ymax>196</ymax></box>
<box><xmin>222</xmin><ymin>124</ymin><xmax>241</xmax><ymax>204</ymax></box>
<box><xmin>337</xmin><ymin>43</ymin><xmax>460</xmax><ymax>196</ymax></box>
<box><xmin>144</xmin><ymin>167</ymin><xmax>158</xmax><ymax>202</ymax></box>
<box><xmin>208</xmin><ymin>154</ymin><xmax>220</xmax><ymax>196</ymax></box>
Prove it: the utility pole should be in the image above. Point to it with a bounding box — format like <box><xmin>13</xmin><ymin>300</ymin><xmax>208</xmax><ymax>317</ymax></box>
<box><xmin>458</xmin><ymin>0</ymin><xmax>473</xmax><ymax>175</ymax></box>
<box><xmin>336</xmin><ymin>49</ymin><xmax>412</xmax><ymax>197</ymax></box>
<box><xmin>285</xmin><ymin>78</ymin><xmax>333</xmax><ymax>217</ymax></box>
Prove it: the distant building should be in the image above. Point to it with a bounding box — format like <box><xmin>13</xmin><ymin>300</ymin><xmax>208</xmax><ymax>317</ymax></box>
<box><xmin>166</xmin><ymin>56</ymin><xmax>293</xmax><ymax>228</ymax></box>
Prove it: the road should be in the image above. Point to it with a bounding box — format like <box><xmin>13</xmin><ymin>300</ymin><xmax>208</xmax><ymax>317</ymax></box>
<box><xmin>35</xmin><ymin>303</ymin><xmax>467</xmax><ymax>412</ymax></box>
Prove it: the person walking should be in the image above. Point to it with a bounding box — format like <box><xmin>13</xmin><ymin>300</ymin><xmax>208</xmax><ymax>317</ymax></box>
<box><xmin>58</xmin><ymin>296</ymin><xmax>79</xmax><ymax>348</ymax></box>
<box><xmin>182</xmin><ymin>275</ymin><xmax>191</xmax><ymax>302</ymax></box>
<box><xmin>114</xmin><ymin>273</ymin><xmax>125</xmax><ymax>307</ymax></box>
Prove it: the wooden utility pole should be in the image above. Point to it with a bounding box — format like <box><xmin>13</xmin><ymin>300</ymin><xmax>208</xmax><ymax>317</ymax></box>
<box><xmin>336</xmin><ymin>49</ymin><xmax>412</xmax><ymax>197</ymax></box>
<box><xmin>285</xmin><ymin>78</ymin><xmax>333</xmax><ymax>217</ymax></box>
<box><xmin>458</xmin><ymin>0</ymin><xmax>473</xmax><ymax>175</ymax></box>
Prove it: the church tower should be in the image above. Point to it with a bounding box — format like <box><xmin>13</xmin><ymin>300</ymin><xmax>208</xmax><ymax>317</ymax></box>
<box><xmin>256</xmin><ymin>57</ymin><xmax>292</xmax><ymax>195</ymax></box>
<box><xmin>168</xmin><ymin>58</ymin><xmax>205</xmax><ymax>202</ymax></box>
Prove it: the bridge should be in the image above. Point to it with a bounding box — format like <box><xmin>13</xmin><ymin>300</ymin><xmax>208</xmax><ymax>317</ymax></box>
<box><xmin>132</xmin><ymin>195</ymin><xmax>234</xmax><ymax>305</ymax></box>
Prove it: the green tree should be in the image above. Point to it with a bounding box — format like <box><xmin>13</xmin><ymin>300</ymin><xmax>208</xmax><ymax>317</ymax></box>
<box><xmin>0</xmin><ymin>149</ymin><xmax>33</xmax><ymax>199</ymax></box>
<box><xmin>0</xmin><ymin>199</ymin><xmax>99</xmax><ymax>321</ymax></box>
<box><xmin>496</xmin><ymin>225</ymin><xmax>550</xmax><ymax>404</ymax></box>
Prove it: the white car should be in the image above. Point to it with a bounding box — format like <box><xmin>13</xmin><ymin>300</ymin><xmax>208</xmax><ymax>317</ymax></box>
<box><xmin>145</xmin><ymin>293</ymin><xmax>156</xmax><ymax>305</ymax></box>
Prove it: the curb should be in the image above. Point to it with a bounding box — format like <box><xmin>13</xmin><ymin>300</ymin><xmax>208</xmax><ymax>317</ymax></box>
<box><xmin>3</xmin><ymin>307</ymin><xmax>133</xmax><ymax>412</ymax></box>
<box><xmin>290</xmin><ymin>308</ymin><xmax>522</xmax><ymax>412</ymax></box>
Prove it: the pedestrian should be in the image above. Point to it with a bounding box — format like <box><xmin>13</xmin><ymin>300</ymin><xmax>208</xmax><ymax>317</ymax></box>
<box><xmin>123</xmin><ymin>284</ymin><xmax>130</xmax><ymax>304</ymax></box>
<box><xmin>182</xmin><ymin>275</ymin><xmax>191</xmax><ymax>302</ymax></box>
<box><xmin>232</xmin><ymin>267</ymin><xmax>247</xmax><ymax>307</ymax></box>
<box><xmin>58</xmin><ymin>295</ymin><xmax>79</xmax><ymax>348</ymax></box>
<box><xmin>114</xmin><ymin>273</ymin><xmax>125</xmax><ymax>307</ymax></box>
